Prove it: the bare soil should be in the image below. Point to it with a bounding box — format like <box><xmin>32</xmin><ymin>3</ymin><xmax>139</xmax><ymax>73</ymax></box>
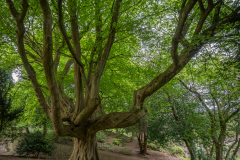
<box><xmin>0</xmin><ymin>132</ymin><xmax>183</xmax><ymax>160</ymax></box>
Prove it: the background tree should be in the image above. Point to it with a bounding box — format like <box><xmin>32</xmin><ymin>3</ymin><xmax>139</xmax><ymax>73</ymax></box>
<box><xmin>2</xmin><ymin>0</ymin><xmax>240</xmax><ymax>159</ymax></box>
<box><xmin>179</xmin><ymin>48</ymin><xmax>240</xmax><ymax>160</ymax></box>
<box><xmin>0</xmin><ymin>68</ymin><xmax>22</xmax><ymax>133</ymax></box>
<box><xmin>147</xmin><ymin>82</ymin><xmax>211</xmax><ymax>160</ymax></box>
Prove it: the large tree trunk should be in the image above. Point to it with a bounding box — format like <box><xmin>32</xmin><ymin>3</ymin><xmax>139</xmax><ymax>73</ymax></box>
<box><xmin>69</xmin><ymin>134</ymin><xmax>99</xmax><ymax>160</ymax></box>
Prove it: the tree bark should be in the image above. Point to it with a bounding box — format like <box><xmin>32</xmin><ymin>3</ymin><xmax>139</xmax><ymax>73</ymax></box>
<box><xmin>137</xmin><ymin>134</ymin><xmax>143</xmax><ymax>154</ymax></box>
<box><xmin>143</xmin><ymin>132</ymin><xmax>147</xmax><ymax>155</ymax></box>
<box><xmin>215</xmin><ymin>143</ymin><xmax>223</xmax><ymax>160</ymax></box>
<box><xmin>183</xmin><ymin>139</ymin><xmax>196</xmax><ymax>160</ymax></box>
<box><xmin>69</xmin><ymin>134</ymin><xmax>99</xmax><ymax>160</ymax></box>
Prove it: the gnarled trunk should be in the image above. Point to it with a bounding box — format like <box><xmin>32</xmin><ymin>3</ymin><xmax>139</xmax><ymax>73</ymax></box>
<box><xmin>69</xmin><ymin>134</ymin><xmax>99</xmax><ymax>160</ymax></box>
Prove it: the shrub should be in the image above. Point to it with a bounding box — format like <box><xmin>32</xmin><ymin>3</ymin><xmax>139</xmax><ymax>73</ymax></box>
<box><xmin>167</xmin><ymin>145</ymin><xmax>186</xmax><ymax>158</ymax></box>
<box><xmin>147</xmin><ymin>142</ymin><xmax>159</xmax><ymax>151</ymax></box>
<box><xmin>98</xmin><ymin>144</ymin><xmax>114</xmax><ymax>152</ymax></box>
<box><xmin>96</xmin><ymin>131</ymin><xmax>106</xmax><ymax>143</ymax></box>
<box><xmin>113</xmin><ymin>138</ymin><xmax>121</xmax><ymax>146</ymax></box>
<box><xmin>113</xmin><ymin>138</ymin><xmax>126</xmax><ymax>147</ymax></box>
<box><xmin>16</xmin><ymin>131</ymin><xmax>55</xmax><ymax>158</ymax></box>
<box><xmin>121</xmin><ymin>149</ymin><xmax>133</xmax><ymax>155</ymax></box>
<box><xmin>46</xmin><ymin>132</ymin><xmax>60</xmax><ymax>142</ymax></box>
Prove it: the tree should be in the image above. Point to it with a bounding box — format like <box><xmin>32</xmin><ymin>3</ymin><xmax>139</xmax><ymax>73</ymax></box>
<box><xmin>0</xmin><ymin>69</ymin><xmax>21</xmax><ymax>133</ymax></box>
<box><xmin>178</xmin><ymin>51</ymin><xmax>240</xmax><ymax>160</ymax></box>
<box><xmin>2</xmin><ymin>0</ymin><xmax>240</xmax><ymax>159</ymax></box>
<box><xmin>147</xmin><ymin>83</ymin><xmax>210</xmax><ymax>160</ymax></box>
<box><xmin>12</xmin><ymin>84</ymin><xmax>51</xmax><ymax>135</ymax></box>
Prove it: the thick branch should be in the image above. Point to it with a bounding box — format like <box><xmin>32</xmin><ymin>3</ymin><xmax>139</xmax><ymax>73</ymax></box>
<box><xmin>194</xmin><ymin>0</ymin><xmax>222</xmax><ymax>35</ymax></box>
<box><xmin>198</xmin><ymin>0</ymin><xmax>205</xmax><ymax>12</ymax></box>
<box><xmin>87</xmin><ymin>0</ymin><xmax>103</xmax><ymax>85</ymax></box>
<box><xmin>74</xmin><ymin>97</ymin><xmax>100</xmax><ymax>125</ymax></box>
<box><xmin>131</xmin><ymin>6</ymin><xmax>239</xmax><ymax>112</ymax></box>
<box><xmin>39</xmin><ymin>0</ymin><xmax>64</xmax><ymax>136</ymax></box>
<box><xmin>6</xmin><ymin>0</ymin><xmax>29</xmax><ymax>23</ymax></box>
<box><xmin>69</xmin><ymin>0</ymin><xmax>86</xmax><ymax>116</ymax></box>
<box><xmin>57</xmin><ymin>0</ymin><xmax>84</xmax><ymax>68</ymax></box>
<box><xmin>91</xmin><ymin>0</ymin><xmax>122</xmax><ymax>95</ymax></box>
<box><xmin>171</xmin><ymin>0</ymin><xmax>197</xmax><ymax>67</ymax></box>
<box><xmin>6</xmin><ymin>0</ymin><xmax>19</xmax><ymax>21</ymax></box>
<box><xmin>88</xmin><ymin>108</ymin><xmax>147</xmax><ymax>133</ymax></box>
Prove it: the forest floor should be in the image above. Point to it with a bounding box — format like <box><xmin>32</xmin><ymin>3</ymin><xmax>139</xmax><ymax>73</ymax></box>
<box><xmin>0</xmin><ymin>131</ymin><xmax>184</xmax><ymax>160</ymax></box>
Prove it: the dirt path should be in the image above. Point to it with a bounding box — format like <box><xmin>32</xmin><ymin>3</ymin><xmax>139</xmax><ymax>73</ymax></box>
<box><xmin>99</xmin><ymin>133</ymin><xmax>181</xmax><ymax>160</ymax></box>
<box><xmin>99</xmin><ymin>150</ymin><xmax>180</xmax><ymax>160</ymax></box>
<box><xmin>0</xmin><ymin>150</ymin><xmax>182</xmax><ymax>160</ymax></box>
<box><xmin>0</xmin><ymin>132</ymin><xmax>183</xmax><ymax>160</ymax></box>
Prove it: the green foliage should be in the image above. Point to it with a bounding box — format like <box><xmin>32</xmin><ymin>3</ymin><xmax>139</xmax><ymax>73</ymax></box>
<box><xmin>16</xmin><ymin>131</ymin><xmax>55</xmax><ymax>157</ymax></box>
<box><xmin>0</xmin><ymin>68</ymin><xmax>22</xmax><ymax>133</ymax></box>
<box><xmin>121</xmin><ymin>149</ymin><xmax>133</xmax><ymax>155</ymax></box>
<box><xmin>195</xmin><ymin>147</ymin><xmax>214</xmax><ymax>160</ymax></box>
<box><xmin>113</xmin><ymin>138</ymin><xmax>126</xmax><ymax>147</ymax></box>
<box><xmin>96</xmin><ymin>131</ymin><xmax>106</xmax><ymax>143</ymax></box>
<box><xmin>166</xmin><ymin>145</ymin><xmax>186</xmax><ymax>158</ymax></box>
<box><xmin>147</xmin><ymin>142</ymin><xmax>159</xmax><ymax>151</ymax></box>
<box><xmin>113</xmin><ymin>138</ymin><xmax>121</xmax><ymax>146</ymax></box>
<box><xmin>1</xmin><ymin>126</ymin><xmax>24</xmax><ymax>142</ymax></box>
<box><xmin>46</xmin><ymin>132</ymin><xmax>60</xmax><ymax>143</ymax></box>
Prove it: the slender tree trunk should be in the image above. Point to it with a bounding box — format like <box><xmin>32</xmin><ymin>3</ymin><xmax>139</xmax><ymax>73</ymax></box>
<box><xmin>69</xmin><ymin>134</ymin><xmax>99</xmax><ymax>160</ymax></box>
<box><xmin>216</xmin><ymin>123</ymin><xmax>226</xmax><ymax>160</ymax></box>
<box><xmin>137</xmin><ymin>134</ymin><xmax>143</xmax><ymax>154</ymax></box>
<box><xmin>215</xmin><ymin>143</ymin><xmax>223</xmax><ymax>160</ymax></box>
<box><xmin>210</xmin><ymin>144</ymin><xmax>214</xmax><ymax>158</ymax></box>
<box><xmin>183</xmin><ymin>139</ymin><xmax>196</xmax><ymax>160</ymax></box>
<box><xmin>143</xmin><ymin>132</ymin><xmax>147</xmax><ymax>155</ymax></box>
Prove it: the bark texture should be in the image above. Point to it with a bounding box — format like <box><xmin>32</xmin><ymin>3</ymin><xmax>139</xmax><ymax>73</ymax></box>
<box><xmin>69</xmin><ymin>135</ymin><xmax>99</xmax><ymax>160</ymax></box>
